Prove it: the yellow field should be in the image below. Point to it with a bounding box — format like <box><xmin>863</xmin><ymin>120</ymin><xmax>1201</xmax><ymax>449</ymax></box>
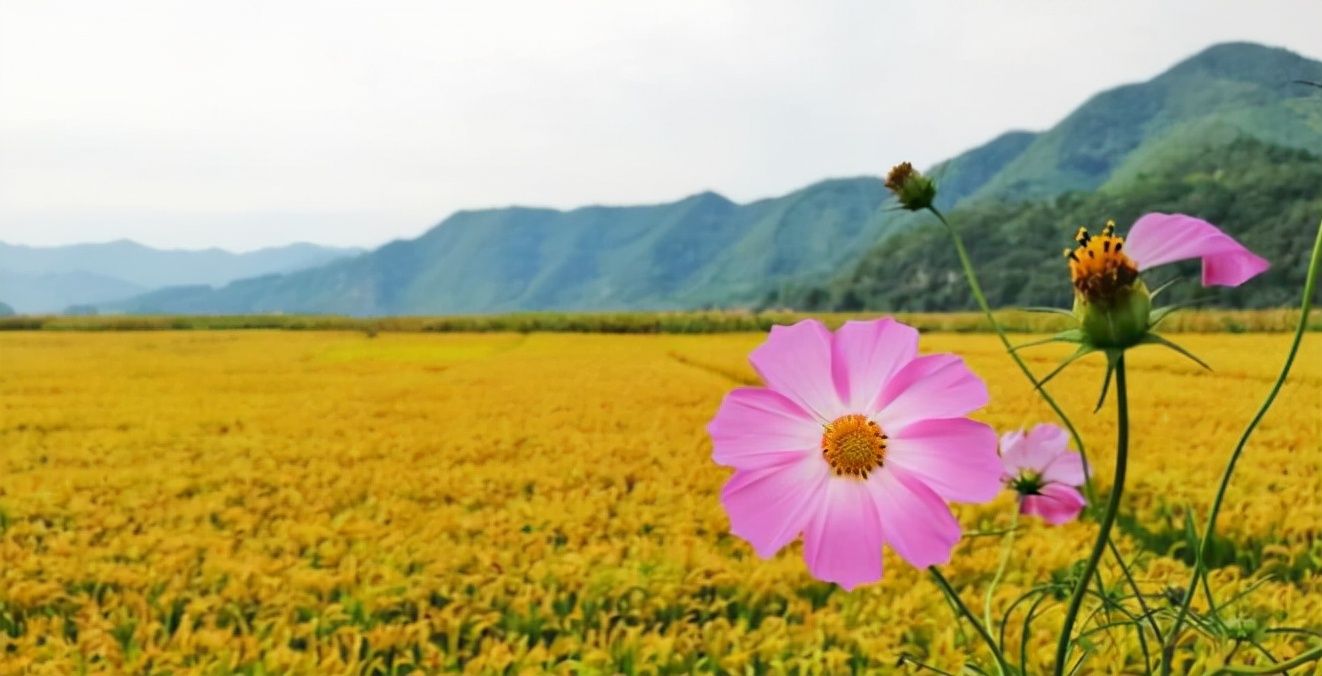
<box><xmin>0</xmin><ymin>330</ymin><xmax>1319</xmax><ymax>675</ymax></box>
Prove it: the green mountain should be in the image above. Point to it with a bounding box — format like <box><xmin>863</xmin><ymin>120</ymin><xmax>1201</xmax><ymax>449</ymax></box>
<box><xmin>772</xmin><ymin>137</ymin><xmax>1320</xmax><ymax>312</ymax></box>
<box><xmin>114</xmin><ymin>184</ymin><xmax>910</xmax><ymax>314</ymax></box>
<box><xmin>109</xmin><ymin>42</ymin><xmax>1321</xmax><ymax>316</ymax></box>
<box><xmin>966</xmin><ymin>42</ymin><xmax>1322</xmax><ymax>201</ymax></box>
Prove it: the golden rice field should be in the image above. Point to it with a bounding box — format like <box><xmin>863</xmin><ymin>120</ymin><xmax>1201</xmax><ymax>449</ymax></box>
<box><xmin>0</xmin><ymin>329</ymin><xmax>1319</xmax><ymax>675</ymax></box>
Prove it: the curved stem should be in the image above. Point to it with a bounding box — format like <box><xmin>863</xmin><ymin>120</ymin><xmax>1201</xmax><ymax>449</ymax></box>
<box><xmin>984</xmin><ymin>511</ymin><xmax>1020</xmax><ymax>635</ymax></box>
<box><xmin>1165</xmin><ymin>216</ymin><xmax>1322</xmax><ymax>665</ymax></box>
<box><xmin>929</xmin><ymin>567</ymin><xmax>1012</xmax><ymax>675</ymax></box>
<box><xmin>1054</xmin><ymin>355</ymin><xmax>1129</xmax><ymax>675</ymax></box>
<box><xmin>1107</xmin><ymin>538</ymin><xmax>1162</xmax><ymax>643</ymax></box>
<box><xmin>1093</xmin><ymin>544</ymin><xmax>1155</xmax><ymax>674</ymax></box>
<box><xmin>1215</xmin><ymin>645</ymin><xmax>1322</xmax><ymax>675</ymax></box>
<box><xmin>928</xmin><ymin>206</ymin><xmax>1097</xmax><ymax>507</ymax></box>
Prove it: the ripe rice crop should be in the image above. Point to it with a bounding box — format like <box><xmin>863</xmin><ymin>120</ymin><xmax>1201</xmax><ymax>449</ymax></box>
<box><xmin>0</xmin><ymin>330</ymin><xmax>1318</xmax><ymax>674</ymax></box>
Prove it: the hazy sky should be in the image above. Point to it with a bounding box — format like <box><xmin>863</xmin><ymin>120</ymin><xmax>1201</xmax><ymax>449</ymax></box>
<box><xmin>2</xmin><ymin>1</ymin><xmax>1320</xmax><ymax>252</ymax></box>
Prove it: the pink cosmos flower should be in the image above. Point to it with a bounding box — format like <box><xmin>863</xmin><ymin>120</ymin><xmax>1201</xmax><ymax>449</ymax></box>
<box><xmin>708</xmin><ymin>318</ymin><xmax>1003</xmax><ymax>590</ymax></box>
<box><xmin>999</xmin><ymin>424</ymin><xmax>1088</xmax><ymax>526</ymax></box>
<box><xmin>1124</xmin><ymin>212</ymin><xmax>1269</xmax><ymax>287</ymax></box>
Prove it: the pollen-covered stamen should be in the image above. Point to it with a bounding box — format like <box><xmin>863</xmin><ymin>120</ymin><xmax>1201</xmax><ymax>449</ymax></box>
<box><xmin>821</xmin><ymin>414</ymin><xmax>887</xmax><ymax>479</ymax></box>
<box><xmin>1064</xmin><ymin>220</ymin><xmax>1140</xmax><ymax>305</ymax></box>
<box><xmin>1009</xmin><ymin>470</ymin><xmax>1045</xmax><ymax>496</ymax></box>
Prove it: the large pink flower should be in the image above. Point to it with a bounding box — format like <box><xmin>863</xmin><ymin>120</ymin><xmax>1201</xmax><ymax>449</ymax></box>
<box><xmin>708</xmin><ymin>318</ymin><xmax>1002</xmax><ymax>590</ymax></box>
<box><xmin>1124</xmin><ymin>212</ymin><xmax>1269</xmax><ymax>287</ymax></box>
<box><xmin>999</xmin><ymin>424</ymin><xmax>1087</xmax><ymax>526</ymax></box>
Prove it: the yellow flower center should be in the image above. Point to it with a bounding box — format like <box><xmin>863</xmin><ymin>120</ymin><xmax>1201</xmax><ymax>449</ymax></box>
<box><xmin>821</xmin><ymin>414</ymin><xmax>887</xmax><ymax>479</ymax></box>
<box><xmin>1064</xmin><ymin>220</ymin><xmax>1140</xmax><ymax>305</ymax></box>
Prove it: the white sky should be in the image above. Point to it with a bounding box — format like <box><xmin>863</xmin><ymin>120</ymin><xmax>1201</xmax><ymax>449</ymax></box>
<box><xmin>1</xmin><ymin>1</ymin><xmax>1319</xmax><ymax>252</ymax></box>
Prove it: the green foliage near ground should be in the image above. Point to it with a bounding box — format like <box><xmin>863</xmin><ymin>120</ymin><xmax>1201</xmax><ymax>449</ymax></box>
<box><xmin>0</xmin><ymin>308</ymin><xmax>1315</xmax><ymax>334</ymax></box>
<box><xmin>771</xmin><ymin>138</ymin><xmax>1322</xmax><ymax>312</ymax></box>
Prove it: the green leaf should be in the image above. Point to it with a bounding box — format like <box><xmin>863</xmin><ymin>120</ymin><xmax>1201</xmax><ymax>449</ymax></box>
<box><xmin>1183</xmin><ymin>510</ymin><xmax>1202</xmax><ymax>566</ymax></box>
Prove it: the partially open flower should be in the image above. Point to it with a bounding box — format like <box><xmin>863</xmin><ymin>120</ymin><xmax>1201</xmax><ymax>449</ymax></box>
<box><xmin>1000</xmin><ymin>424</ymin><xmax>1087</xmax><ymax>525</ymax></box>
<box><xmin>885</xmin><ymin>162</ymin><xmax>937</xmax><ymax>211</ymax></box>
<box><xmin>1066</xmin><ymin>221</ymin><xmax>1151</xmax><ymax>348</ymax></box>
<box><xmin>708</xmin><ymin>318</ymin><xmax>1002</xmax><ymax>589</ymax></box>
<box><xmin>1064</xmin><ymin>214</ymin><xmax>1268</xmax><ymax>349</ymax></box>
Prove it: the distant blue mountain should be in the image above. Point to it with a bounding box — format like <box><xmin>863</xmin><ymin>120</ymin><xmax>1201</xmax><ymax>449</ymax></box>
<box><xmin>0</xmin><ymin>241</ymin><xmax>364</xmax><ymax>313</ymax></box>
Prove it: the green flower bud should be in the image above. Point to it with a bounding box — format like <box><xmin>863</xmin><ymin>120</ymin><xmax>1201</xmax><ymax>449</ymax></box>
<box><xmin>885</xmin><ymin>162</ymin><xmax>937</xmax><ymax>211</ymax></box>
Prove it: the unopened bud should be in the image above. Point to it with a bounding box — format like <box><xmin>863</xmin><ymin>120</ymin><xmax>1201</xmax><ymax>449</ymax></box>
<box><xmin>885</xmin><ymin>162</ymin><xmax>937</xmax><ymax>211</ymax></box>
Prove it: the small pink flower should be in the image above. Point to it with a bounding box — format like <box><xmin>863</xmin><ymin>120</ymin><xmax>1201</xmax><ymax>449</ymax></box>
<box><xmin>708</xmin><ymin>318</ymin><xmax>1002</xmax><ymax>590</ymax></box>
<box><xmin>1124</xmin><ymin>213</ymin><xmax>1269</xmax><ymax>287</ymax></box>
<box><xmin>999</xmin><ymin>424</ymin><xmax>1088</xmax><ymax>526</ymax></box>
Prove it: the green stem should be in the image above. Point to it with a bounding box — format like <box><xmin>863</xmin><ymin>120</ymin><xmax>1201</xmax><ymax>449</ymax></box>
<box><xmin>929</xmin><ymin>567</ymin><xmax>1012</xmax><ymax>675</ymax></box>
<box><xmin>1214</xmin><ymin>645</ymin><xmax>1322</xmax><ymax>675</ymax></box>
<box><xmin>928</xmin><ymin>206</ymin><xmax>1097</xmax><ymax>507</ymax></box>
<box><xmin>1096</xmin><ymin>543</ymin><xmax>1155</xmax><ymax>674</ymax></box>
<box><xmin>1107</xmin><ymin>539</ymin><xmax>1162</xmax><ymax>642</ymax></box>
<box><xmin>1054</xmin><ymin>355</ymin><xmax>1129</xmax><ymax>675</ymax></box>
<box><xmin>984</xmin><ymin>511</ymin><xmax>1020</xmax><ymax>635</ymax></box>
<box><xmin>1165</xmin><ymin>216</ymin><xmax>1322</xmax><ymax>668</ymax></box>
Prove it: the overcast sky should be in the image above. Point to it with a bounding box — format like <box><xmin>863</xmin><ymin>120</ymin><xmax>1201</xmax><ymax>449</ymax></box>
<box><xmin>1</xmin><ymin>1</ymin><xmax>1319</xmax><ymax>252</ymax></box>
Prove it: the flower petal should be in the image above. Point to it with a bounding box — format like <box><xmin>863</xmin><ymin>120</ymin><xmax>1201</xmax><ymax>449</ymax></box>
<box><xmin>873</xmin><ymin>354</ymin><xmax>989</xmax><ymax>429</ymax></box>
<box><xmin>1021</xmin><ymin>483</ymin><xmax>1087</xmax><ymax>525</ymax></box>
<box><xmin>709</xmin><ymin>387</ymin><xmax>821</xmax><ymax>470</ymax></box>
<box><xmin>1000</xmin><ymin>423</ymin><xmax>1070</xmax><ymax>477</ymax></box>
<box><xmin>721</xmin><ymin>455</ymin><xmax>831</xmax><ymax>559</ymax></box>
<box><xmin>868</xmin><ymin>468</ymin><xmax>962</xmax><ymax>568</ymax></box>
<box><xmin>1040</xmin><ymin>448</ymin><xmax>1087</xmax><ymax>487</ymax></box>
<box><xmin>801</xmin><ymin>478</ymin><xmax>885</xmax><ymax>590</ymax></box>
<box><xmin>830</xmin><ymin>318</ymin><xmax>919</xmax><ymax>413</ymax></box>
<box><xmin>1125</xmin><ymin>213</ymin><xmax>1269</xmax><ymax>287</ymax></box>
<box><xmin>885</xmin><ymin>418</ymin><xmax>1002</xmax><ymax>503</ymax></box>
<box><xmin>749</xmin><ymin>320</ymin><xmax>845</xmax><ymax>422</ymax></box>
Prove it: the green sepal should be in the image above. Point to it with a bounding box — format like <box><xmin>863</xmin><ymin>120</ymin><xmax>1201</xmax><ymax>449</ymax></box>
<box><xmin>1147</xmin><ymin>297</ymin><xmax>1209</xmax><ymax>331</ymax></box>
<box><xmin>1147</xmin><ymin>305</ymin><xmax>1181</xmax><ymax>329</ymax></box>
<box><xmin>1138</xmin><ymin>333</ymin><xmax>1213</xmax><ymax>371</ymax></box>
<box><xmin>1092</xmin><ymin>349</ymin><xmax>1124</xmax><ymax>413</ymax></box>
<box><xmin>1037</xmin><ymin>343</ymin><xmax>1102</xmax><ymax>390</ymax></box>
<box><xmin>1147</xmin><ymin>276</ymin><xmax>1182</xmax><ymax>300</ymax></box>
<box><xmin>1052</xmin><ymin>328</ymin><xmax>1088</xmax><ymax>343</ymax></box>
<box><xmin>1010</xmin><ymin>329</ymin><xmax>1086</xmax><ymax>352</ymax></box>
<box><xmin>1013</xmin><ymin>305</ymin><xmax>1077</xmax><ymax>317</ymax></box>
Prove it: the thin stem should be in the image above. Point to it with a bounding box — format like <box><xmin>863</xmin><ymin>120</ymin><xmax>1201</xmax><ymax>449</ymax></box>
<box><xmin>984</xmin><ymin>510</ymin><xmax>1021</xmax><ymax>634</ymax></box>
<box><xmin>1165</xmin><ymin>216</ymin><xmax>1322</xmax><ymax>665</ymax></box>
<box><xmin>1107</xmin><ymin>539</ymin><xmax>1163</xmax><ymax>646</ymax></box>
<box><xmin>897</xmin><ymin>656</ymin><xmax>962</xmax><ymax>676</ymax></box>
<box><xmin>1217</xmin><ymin>642</ymin><xmax>1316</xmax><ymax>676</ymax></box>
<box><xmin>1054</xmin><ymin>355</ymin><xmax>1129</xmax><ymax>675</ymax></box>
<box><xmin>928</xmin><ymin>206</ymin><xmax>1097</xmax><ymax>507</ymax></box>
<box><xmin>929</xmin><ymin>567</ymin><xmax>1012</xmax><ymax>675</ymax></box>
<box><xmin>1021</xmin><ymin>592</ymin><xmax>1056</xmax><ymax>674</ymax></box>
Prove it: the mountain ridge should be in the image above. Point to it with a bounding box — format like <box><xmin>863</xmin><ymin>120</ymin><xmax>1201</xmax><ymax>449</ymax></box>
<box><xmin>72</xmin><ymin>41</ymin><xmax>1322</xmax><ymax>316</ymax></box>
